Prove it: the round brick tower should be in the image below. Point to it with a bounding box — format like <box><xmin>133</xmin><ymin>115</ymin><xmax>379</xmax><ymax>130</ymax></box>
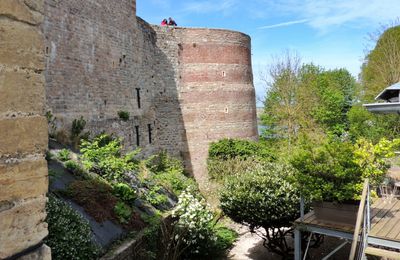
<box><xmin>152</xmin><ymin>26</ymin><xmax>258</xmax><ymax>190</ymax></box>
<box><xmin>178</xmin><ymin>28</ymin><xmax>258</xmax><ymax>188</ymax></box>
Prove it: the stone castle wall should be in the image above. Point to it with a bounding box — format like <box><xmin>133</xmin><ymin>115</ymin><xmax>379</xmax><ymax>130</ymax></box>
<box><xmin>0</xmin><ymin>1</ymin><xmax>50</xmax><ymax>259</ymax></box>
<box><xmin>43</xmin><ymin>0</ymin><xmax>257</xmax><ymax>185</ymax></box>
<box><xmin>43</xmin><ymin>0</ymin><xmax>160</xmax><ymax>155</ymax></box>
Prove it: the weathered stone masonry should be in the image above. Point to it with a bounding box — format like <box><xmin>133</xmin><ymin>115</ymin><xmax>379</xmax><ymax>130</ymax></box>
<box><xmin>0</xmin><ymin>0</ymin><xmax>50</xmax><ymax>259</ymax></box>
<box><xmin>43</xmin><ymin>0</ymin><xmax>258</xmax><ymax>189</ymax></box>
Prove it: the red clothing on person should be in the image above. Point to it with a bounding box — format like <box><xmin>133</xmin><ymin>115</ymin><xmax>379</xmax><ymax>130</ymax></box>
<box><xmin>161</xmin><ymin>19</ymin><xmax>168</xmax><ymax>26</ymax></box>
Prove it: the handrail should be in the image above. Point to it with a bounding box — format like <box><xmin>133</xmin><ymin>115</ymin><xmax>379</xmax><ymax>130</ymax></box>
<box><xmin>349</xmin><ymin>178</ymin><xmax>370</xmax><ymax>260</ymax></box>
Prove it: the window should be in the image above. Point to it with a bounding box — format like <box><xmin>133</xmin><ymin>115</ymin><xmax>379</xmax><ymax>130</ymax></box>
<box><xmin>135</xmin><ymin>125</ymin><xmax>140</xmax><ymax>146</ymax></box>
<box><xmin>136</xmin><ymin>88</ymin><xmax>141</xmax><ymax>109</ymax></box>
<box><xmin>148</xmin><ymin>124</ymin><xmax>152</xmax><ymax>144</ymax></box>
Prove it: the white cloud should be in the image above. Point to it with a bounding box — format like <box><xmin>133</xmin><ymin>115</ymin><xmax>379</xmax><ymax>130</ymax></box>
<box><xmin>182</xmin><ymin>0</ymin><xmax>238</xmax><ymax>14</ymax></box>
<box><xmin>261</xmin><ymin>0</ymin><xmax>400</xmax><ymax>31</ymax></box>
<box><xmin>258</xmin><ymin>19</ymin><xmax>308</xmax><ymax>29</ymax></box>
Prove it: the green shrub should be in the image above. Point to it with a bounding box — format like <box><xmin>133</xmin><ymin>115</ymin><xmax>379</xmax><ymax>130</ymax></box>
<box><xmin>213</xmin><ymin>224</ymin><xmax>238</xmax><ymax>253</ymax></box>
<box><xmin>144</xmin><ymin>185</ymin><xmax>168</xmax><ymax>207</ymax></box>
<box><xmin>45</xmin><ymin>195</ymin><xmax>99</xmax><ymax>260</ymax></box>
<box><xmin>208</xmin><ymin>138</ymin><xmax>272</xmax><ymax>160</ymax></box>
<box><xmin>46</xmin><ymin>111</ymin><xmax>57</xmax><ymax>138</ymax></box>
<box><xmin>118</xmin><ymin>111</ymin><xmax>130</xmax><ymax>121</ymax></box>
<box><xmin>71</xmin><ymin>116</ymin><xmax>86</xmax><ymax>138</ymax></box>
<box><xmin>80</xmin><ymin>134</ymin><xmax>139</xmax><ymax>181</ymax></box>
<box><xmin>172</xmin><ymin>187</ymin><xmax>216</xmax><ymax>257</ymax></box>
<box><xmin>291</xmin><ymin>138</ymin><xmax>400</xmax><ymax>202</ymax></box>
<box><xmin>114</xmin><ymin>201</ymin><xmax>132</xmax><ymax>224</ymax></box>
<box><xmin>220</xmin><ymin>162</ymin><xmax>300</xmax><ymax>257</ymax></box>
<box><xmin>57</xmin><ymin>149</ymin><xmax>70</xmax><ymax>161</ymax></box>
<box><xmin>207</xmin><ymin>157</ymin><xmax>261</xmax><ymax>181</ymax></box>
<box><xmin>145</xmin><ymin>152</ymin><xmax>196</xmax><ymax>196</ymax></box>
<box><xmin>140</xmin><ymin>215</ymin><xmax>162</xmax><ymax>259</ymax></box>
<box><xmin>46</xmin><ymin>151</ymin><xmax>54</xmax><ymax>161</ymax></box>
<box><xmin>146</xmin><ymin>151</ymin><xmax>183</xmax><ymax>174</ymax></box>
<box><xmin>65</xmin><ymin>160</ymin><xmax>78</xmax><ymax>171</ymax></box>
<box><xmin>112</xmin><ymin>183</ymin><xmax>137</xmax><ymax>204</ymax></box>
<box><xmin>291</xmin><ymin>140</ymin><xmax>361</xmax><ymax>202</ymax></box>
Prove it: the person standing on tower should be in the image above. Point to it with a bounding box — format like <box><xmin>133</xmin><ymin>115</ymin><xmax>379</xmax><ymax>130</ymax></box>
<box><xmin>168</xmin><ymin>17</ymin><xmax>177</xmax><ymax>26</ymax></box>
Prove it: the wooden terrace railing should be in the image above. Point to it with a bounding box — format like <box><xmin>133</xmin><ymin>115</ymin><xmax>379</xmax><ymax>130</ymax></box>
<box><xmin>349</xmin><ymin>178</ymin><xmax>370</xmax><ymax>260</ymax></box>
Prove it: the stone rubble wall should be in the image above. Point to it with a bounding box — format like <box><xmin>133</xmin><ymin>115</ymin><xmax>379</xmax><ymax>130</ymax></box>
<box><xmin>43</xmin><ymin>0</ymin><xmax>257</xmax><ymax>188</ymax></box>
<box><xmin>0</xmin><ymin>0</ymin><xmax>50</xmax><ymax>259</ymax></box>
<box><xmin>43</xmin><ymin>0</ymin><xmax>159</xmax><ymax>155</ymax></box>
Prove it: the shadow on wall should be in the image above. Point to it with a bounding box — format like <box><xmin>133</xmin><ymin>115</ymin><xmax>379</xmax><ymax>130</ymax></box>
<box><xmin>137</xmin><ymin>17</ymin><xmax>193</xmax><ymax>172</ymax></box>
<box><xmin>42</xmin><ymin>0</ymin><xmax>191</xmax><ymax>168</ymax></box>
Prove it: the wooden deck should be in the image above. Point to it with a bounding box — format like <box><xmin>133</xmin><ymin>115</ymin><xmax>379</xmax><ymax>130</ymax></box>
<box><xmin>295</xmin><ymin>198</ymin><xmax>400</xmax><ymax>243</ymax></box>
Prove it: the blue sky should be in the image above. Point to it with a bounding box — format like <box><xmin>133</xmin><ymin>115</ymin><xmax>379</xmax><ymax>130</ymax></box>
<box><xmin>137</xmin><ymin>0</ymin><xmax>400</xmax><ymax>105</ymax></box>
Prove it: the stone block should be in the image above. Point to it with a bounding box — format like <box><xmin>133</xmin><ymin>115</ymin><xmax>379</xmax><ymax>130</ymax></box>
<box><xmin>18</xmin><ymin>244</ymin><xmax>51</xmax><ymax>260</ymax></box>
<box><xmin>0</xmin><ymin>19</ymin><xmax>44</xmax><ymax>70</ymax></box>
<box><xmin>0</xmin><ymin>0</ymin><xmax>43</xmax><ymax>25</ymax></box>
<box><xmin>0</xmin><ymin>117</ymin><xmax>48</xmax><ymax>157</ymax></box>
<box><xmin>0</xmin><ymin>196</ymin><xmax>48</xmax><ymax>259</ymax></box>
<box><xmin>0</xmin><ymin>69</ymin><xmax>45</xmax><ymax>115</ymax></box>
<box><xmin>0</xmin><ymin>159</ymin><xmax>48</xmax><ymax>201</ymax></box>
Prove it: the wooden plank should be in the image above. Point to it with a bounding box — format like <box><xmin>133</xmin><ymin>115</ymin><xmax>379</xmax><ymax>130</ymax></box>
<box><xmin>381</xmin><ymin>200</ymin><xmax>400</xmax><ymax>240</ymax></box>
<box><xmin>295</xmin><ymin>211</ymin><xmax>314</xmax><ymax>224</ymax></box>
<box><xmin>371</xmin><ymin>198</ymin><xmax>395</xmax><ymax>222</ymax></box>
<box><xmin>303</xmin><ymin>213</ymin><xmax>316</xmax><ymax>224</ymax></box>
<box><xmin>307</xmin><ymin>217</ymin><xmax>355</xmax><ymax>233</ymax></box>
<box><xmin>303</xmin><ymin>211</ymin><xmax>315</xmax><ymax>222</ymax></box>
<box><xmin>370</xmin><ymin>198</ymin><xmax>398</xmax><ymax>229</ymax></box>
<box><xmin>370</xmin><ymin>200</ymin><xmax>400</xmax><ymax>237</ymax></box>
<box><xmin>370</xmin><ymin>198</ymin><xmax>386</xmax><ymax>218</ymax></box>
<box><xmin>365</xmin><ymin>247</ymin><xmax>400</xmax><ymax>259</ymax></box>
<box><xmin>371</xmin><ymin>200</ymin><xmax>400</xmax><ymax>238</ymax></box>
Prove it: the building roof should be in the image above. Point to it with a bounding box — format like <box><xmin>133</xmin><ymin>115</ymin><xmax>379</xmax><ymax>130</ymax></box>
<box><xmin>375</xmin><ymin>82</ymin><xmax>400</xmax><ymax>101</ymax></box>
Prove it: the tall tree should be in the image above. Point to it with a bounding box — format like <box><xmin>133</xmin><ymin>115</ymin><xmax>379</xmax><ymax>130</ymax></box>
<box><xmin>361</xmin><ymin>25</ymin><xmax>400</xmax><ymax>102</ymax></box>
<box><xmin>261</xmin><ymin>52</ymin><xmax>357</xmax><ymax>148</ymax></box>
<box><xmin>261</xmin><ymin>51</ymin><xmax>302</xmax><ymax>147</ymax></box>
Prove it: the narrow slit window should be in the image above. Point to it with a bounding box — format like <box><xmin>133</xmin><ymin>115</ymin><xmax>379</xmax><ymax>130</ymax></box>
<box><xmin>135</xmin><ymin>125</ymin><xmax>140</xmax><ymax>146</ymax></box>
<box><xmin>148</xmin><ymin>124</ymin><xmax>152</xmax><ymax>144</ymax></box>
<box><xmin>136</xmin><ymin>88</ymin><xmax>141</xmax><ymax>109</ymax></box>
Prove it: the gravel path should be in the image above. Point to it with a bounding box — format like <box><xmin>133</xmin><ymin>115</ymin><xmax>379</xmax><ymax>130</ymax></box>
<box><xmin>225</xmin><ymin>225</ymin><xmax>352</xmax><ymax>260</ymax></box>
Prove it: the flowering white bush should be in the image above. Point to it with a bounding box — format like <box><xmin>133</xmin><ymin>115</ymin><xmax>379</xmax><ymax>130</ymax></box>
<box><xmin>171</xmin><ymin>187</ymin><xmax>216</xmax><ymax>255</ymax></box>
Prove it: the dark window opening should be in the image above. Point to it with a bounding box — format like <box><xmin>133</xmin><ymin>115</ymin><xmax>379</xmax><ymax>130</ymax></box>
<box><xmin>135</xmin><ymin>125</ymin><xmax>140</xmax><ymax>146</ymax></box>
<box><xmin>45</xmin><ymin>47</ymin><xmax>49</xmax><ymax>54</ymax></box>
<box><xmin>148</xmin><ymin>124</ymin><xmax>152</xmax><ymax>144</ymax></box>
<box><xmin>136</xmin><ymin>88</ymin><xmax>141</xmax><ymax>109</ymax></box>
<box><xmin>104</xmin><ymin>100</ymin><xmax>107</xmax><ymax>106</ymax></box>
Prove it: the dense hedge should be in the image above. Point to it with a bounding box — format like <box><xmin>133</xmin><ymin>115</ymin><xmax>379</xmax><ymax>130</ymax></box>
<box><xmin>45</xmin><ymin>195</ymin><xmax>99</xmax><ymax>260</ymax></box>
<box><xmin>220</xmin><ymin>162</ymin><xmax>300</xmax><ymax>256</ymax></box>
<box><xmin>208</xmin><ymin>138</ymin><xmax>273</xmax><ymax>160</ymax></box>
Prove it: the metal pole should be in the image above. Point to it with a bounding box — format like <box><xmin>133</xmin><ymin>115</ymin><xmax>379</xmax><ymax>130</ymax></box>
<box><xmin>295</xmin><ymin>229</ymin><xmax>302</xmax><ymax>260</ymax></box>
<box><xmin>322</xmin><ymin>241</ymin><xmax>349</xmax><ymax>260</ymax></box>
<box><xmin>303</xmin><ymin>233</ymin><xmax>312</xmax><ymax>260</ymax></box>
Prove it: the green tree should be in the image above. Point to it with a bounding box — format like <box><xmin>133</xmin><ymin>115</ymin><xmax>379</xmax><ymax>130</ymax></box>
<box><xmin>361</xmin><ymin>25</ymin><xmax>400</xmax><ymax>102</ymax></box>
<box><xmin>261</xmin><ymin>53</ymin><xmax>357</xmax><ymax>148</ymax></box>
<box><xmin>261</xmin><ymin>51</ymin><xmax>302</xmax><ymax>146</ymax></box>
<box><xmin>220</xmin><ymin>162</ymin><xmax>301</xmax><ymax>257</ymax></box>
